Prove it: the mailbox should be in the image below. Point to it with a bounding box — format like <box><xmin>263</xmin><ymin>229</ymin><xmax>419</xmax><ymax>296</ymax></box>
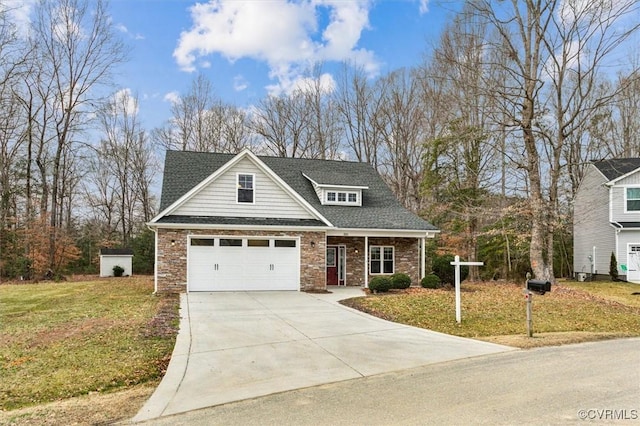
<box><xmin>526</xmin><ymin>279</ymin><xmax>551</xmax><ymax>295</ymax></box>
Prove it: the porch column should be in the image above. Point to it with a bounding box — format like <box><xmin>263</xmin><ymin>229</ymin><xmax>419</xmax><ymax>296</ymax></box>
<box><xmin>364</xmin><ymin>235</ymin><xmax>369</xmax><ymax>288</ymax></box>
<box><xmin>421</xmin><ymin>237</ymin><xmax>426</xmax><ymax>279</ymax></box>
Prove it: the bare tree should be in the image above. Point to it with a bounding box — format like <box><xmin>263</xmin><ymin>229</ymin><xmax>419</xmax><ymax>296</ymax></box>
<box><xmin>252</xmin><ymin>91</ymin><xmax>313</xmax><ymax>158</ymax></box>
<box><xmin>472</xmin><ymin>0</ymin><xmax>640</xmax><ymax>281</ymax></box>
<box><xmin>0</xmin><ymin>6</ymin><xmax>29</xmax><ymax>279</ymax></box>
<box><xmin>153</xmin><ymin>74</ymin><xmax>252</xmax><ymax>154</ymax></box>
<box><xmin>28</xmin><ymin>0</ymin><xmax>126</xmax><ymax>270</ymax></box>
<box><xmin>91</xmin><ymin>90</ymin><xmax>156</xmax><ymax>245</ymax></box>
<box><xmin>375</xmin><ymin>68</ymin><xmax>427</xmax><ymax>211</ymax></box>
<box><xmin>334</xmin><ymin>63</ymin><xmax>384</xmax><ymax>166</ymax></box>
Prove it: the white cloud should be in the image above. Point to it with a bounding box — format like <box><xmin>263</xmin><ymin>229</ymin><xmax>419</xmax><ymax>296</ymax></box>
<box><xmin>268</xmin><ymin>72</ymin><xmax>336</xmax><ymax>97</ymax></box>
<box><xmin>418</xmin><ymin>0</ymin><xmax>429</xmax><ymax>15</ymax></box>
<box><xmin>115</xmin><ymin>22</ymin><xmax>145</xmax><ymax>40</ymax></box>
<box><xmin>112</xmin><ymin>88</ymin><xmax>139</xmax><ymax>115</ymax></box>
<box><xmin>174</xmin><ymin>0</ymin><xmax>378</xmax><ymax>94</ymax></box>
<box><xmin>1</xmin><ymin>0</ymin><xmax>36</xmax><ymax>37</ymax></box>
<box><xmin>233</xmin><ymin>75</ymin><xmax>249</xmax><ymax>91</ymax></box>
<box><xmin>164</xmin><ymin>91</ymin><xmax>180</xmax><ymax>104</ymax></box>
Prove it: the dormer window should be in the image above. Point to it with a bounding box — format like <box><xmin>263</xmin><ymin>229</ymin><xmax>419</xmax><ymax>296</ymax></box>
<box><xmin>303</xmin><ymin>173</ymin><xmax>367</xmax><ymax>206</ymax></box>
<box><xmin>325</xmin><ymin>191</ymin><xmax>358</xmax><ymax>205</ymax></box>
<box><xmin>237</xmin><ymin>174</ymin><xmax>254</xmax><ymax>203</ymax></box>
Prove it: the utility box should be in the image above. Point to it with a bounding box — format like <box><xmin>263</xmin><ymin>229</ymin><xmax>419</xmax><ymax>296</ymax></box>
<box><xmin>526</xmin><ymin>279</ymin><xmax>551</xmax><ymax>295</ymax></box>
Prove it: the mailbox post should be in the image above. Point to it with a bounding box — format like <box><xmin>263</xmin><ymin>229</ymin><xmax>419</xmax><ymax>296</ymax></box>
<box><xmin>524</xmin><ymin>279</ymin><xmax>552</xmax><ymax>337</ymax></box>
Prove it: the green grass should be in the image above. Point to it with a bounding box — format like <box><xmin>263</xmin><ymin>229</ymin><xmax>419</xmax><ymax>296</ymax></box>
<box><xmin>0</xmin><ymin>277</ymin><xmax>178</xmax><ymax>410</ymax></box>
<box><xmin>341</xmin><ymin>281</ymin><xmax>640</xmax><ymax>345</ymax></box>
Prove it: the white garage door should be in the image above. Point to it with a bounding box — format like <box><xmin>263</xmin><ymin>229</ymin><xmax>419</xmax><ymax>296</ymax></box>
<box><xmin>188</xmin><ymin>237</ymin><xmax>300</xmax><ymax>291</ymax></box>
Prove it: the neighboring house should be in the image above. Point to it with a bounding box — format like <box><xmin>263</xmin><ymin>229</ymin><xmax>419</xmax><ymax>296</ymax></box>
<box><xmin>148</xmin><ymin>149</ymin><xmax>439</xmax><ymax>293</ymax></box>
<box><xmin>573</xmin><ymin>158</ymin><xmax>640</xmax><ymax>283</ymax></box>
<box><xmin>99</xmin><ymin>248</ymin><xmax>133</xmax><ymax>277</ymax></box>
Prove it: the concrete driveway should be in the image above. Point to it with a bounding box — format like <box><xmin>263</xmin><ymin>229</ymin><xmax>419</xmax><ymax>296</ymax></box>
<box><xmin>133</xmin><ymin>288</ymin><xmax>514</xmax><ymax>422</ymax></box>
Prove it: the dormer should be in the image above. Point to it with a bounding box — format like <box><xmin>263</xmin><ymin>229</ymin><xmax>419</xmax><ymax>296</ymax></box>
<box><xmin>303</xmin><ymin>172</ymin><xmax>369</xmax><ymax>206</ymax></box>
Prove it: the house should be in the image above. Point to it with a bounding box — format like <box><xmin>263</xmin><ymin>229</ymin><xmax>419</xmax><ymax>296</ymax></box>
<box><xmin>99</xmin><ymin>248</ymin><xmax>133</xmax><ymax>277</ymax></box>
<box><xmin>573</xmin><ymin>158</ymin><xmax>640</xmax><ymax>283</ymax></box>
<box><xmin>148</xmin><ymin>149</ymin><xmax>439</xmax><ymax>293</ymax></box>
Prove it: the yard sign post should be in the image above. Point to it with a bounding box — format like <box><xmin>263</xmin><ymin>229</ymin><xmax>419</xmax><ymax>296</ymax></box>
<box><xmin>450</xmin><ymin>255</ymin><xmax>484</xmax><ymax>324</ymax></box>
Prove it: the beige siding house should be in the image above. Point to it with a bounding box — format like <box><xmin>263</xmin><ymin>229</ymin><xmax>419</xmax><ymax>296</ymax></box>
<box><xmin>573</xmin><ymin>159</ymin><xmax>640</xmax><ymax>282</ymax></box>
<box><xmin>148</xmin><ymin>149</ymin><xmax>439</xmax><ymax>293</ymax></box>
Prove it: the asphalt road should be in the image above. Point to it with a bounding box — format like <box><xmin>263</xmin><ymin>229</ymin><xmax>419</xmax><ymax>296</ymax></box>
<box><xmin>136</xmin><ymin>338</ymin><xmax>640</xmax><ymax>425</ymax></box>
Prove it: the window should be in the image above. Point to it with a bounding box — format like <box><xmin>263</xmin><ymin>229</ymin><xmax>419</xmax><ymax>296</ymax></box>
<box><xmin>326</xmin><ymin>247</ymin><xmax>336</xmax><ymax>267</ymax></box>
<box><xmin>191</xmin><ymin>238</ymin><xmax>214</xmax><ymax>246</ymax></box>
<box><xmin>325</xmin><ymin>190</ymin><xmax>359</xmax><ymax>205</ymax></box>
<box><xmin>238</xmin><ymin>174</ymin><xmax>254</xmax><ymax>203</ymax></box>
<box><xmin>219</xmin><ymin>238</ymin><xmax>242</xmax><ymax>247</ymax></box>
<box><xmin>627</xmin><ymin>188</ymin><xmax>640</xmax><ymax>211</ymax></box>
<box><xmin>275</xmin><ymin>239</ymin><xmax>296</xmax><ymax>248</ymax></box>
<box><xmin>370</xmin><ymin>246</ymin><xmax>394</xmax><ymax>274</ymax></box>
<box><xmin>248</xmin><ymin>239</ymin><xmax>269</xmax><ymax>247</ymax></box>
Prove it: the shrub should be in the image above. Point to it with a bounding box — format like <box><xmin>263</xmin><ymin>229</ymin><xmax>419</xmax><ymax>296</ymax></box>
<box><xmin>432</xmin><ymin>254</ymin><xmax>468</xmax><ymax>285</ymax></box>
<box><xmin>610</xmin><ymin>252</ymin><xmax>619</xmax><ymax>281</ymax></box>
<box><xmin>391</xmin><ymin>273</ymin><xmax>411</xmax><ymax>289</ymax></box>
<box><xmin>369</xmin><ymin>276</ymin><xmax>392</xmax><ymax>293</ymax></box>
<box><xmin>112</xmin><ymin>265</ymin><xmax>125</xmax><ymax>277</ymax></box>
<box><xmin>421</xmin><ymin>274</ymin><xmax>440</xmax><ymax>289</ymax></box>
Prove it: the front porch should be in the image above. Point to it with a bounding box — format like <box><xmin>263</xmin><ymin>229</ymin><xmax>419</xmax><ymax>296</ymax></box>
<box><xmin>325</xmin><ymin>235</ymin><xmax>427</xmax><ymax>288</ymax></box>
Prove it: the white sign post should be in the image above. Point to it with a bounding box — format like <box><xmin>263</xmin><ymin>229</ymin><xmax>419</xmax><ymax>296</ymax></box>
<box><xmin>450</xmin><ymin>255</ymin><xmax>484</xmax><ymax>324</ymax></box>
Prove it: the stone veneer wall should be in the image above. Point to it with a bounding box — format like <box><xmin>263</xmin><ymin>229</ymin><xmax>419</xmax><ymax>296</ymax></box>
<box><xmin>155</xmin><ymin>228</ymin><xmax>326</xmax><ymax>293</ymax></box>
<box><xmin>327</xmin><ymin>236</ymin><xmax>421</xmax><ymax>287</ymax></box>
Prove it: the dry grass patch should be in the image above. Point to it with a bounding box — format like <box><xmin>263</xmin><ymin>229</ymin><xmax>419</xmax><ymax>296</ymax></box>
<box><xmin>0</xmin><ymin>383</ymin><xmax>157</xmax><ymax>425</ymax></box>
<box><xmin>341</xmin><ymin>282</ymin><xmax>640</xmax><ymax>348</ymax></box>
<box><xmin>0</xmin><ymin>276</ymin><xmax>179</xmax><ymax>412</ymax></box>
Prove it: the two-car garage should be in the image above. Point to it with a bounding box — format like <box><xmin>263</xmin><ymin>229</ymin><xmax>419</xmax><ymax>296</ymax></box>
<box><xmin>187</xmin><ymin>236</ymin><xmax>300</xmax><ymax>291</ymax></box>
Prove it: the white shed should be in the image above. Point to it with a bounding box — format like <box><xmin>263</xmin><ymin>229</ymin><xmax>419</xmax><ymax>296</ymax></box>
<box><xmin>99</xmin><ymin>248</ymin><xmax>133</xmax><ymax>277</ymax></box>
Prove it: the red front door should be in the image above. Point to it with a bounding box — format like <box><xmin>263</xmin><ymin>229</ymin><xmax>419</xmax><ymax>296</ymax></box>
<box><xmin>326</xmin><ymin>246</ymin><xmax>338</xmax><ymax>285</ymax></box>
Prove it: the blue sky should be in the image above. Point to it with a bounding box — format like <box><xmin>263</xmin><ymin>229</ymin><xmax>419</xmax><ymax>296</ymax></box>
<box><xmin>106</xmin><ymin>0</ymin><xmax>459</xmax><ymax>130</ymax></box>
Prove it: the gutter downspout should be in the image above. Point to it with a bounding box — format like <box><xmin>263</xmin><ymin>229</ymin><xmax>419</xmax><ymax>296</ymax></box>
<box><xmin>146</xmin><ymin>224</ymin><xmax>158</xmax><ymax>294</ymax></box>
<box><xmin>364</xmin><ymin>236</ymin><xmax>368</xmax><ymax>288</ymax></box>
<box><xmin>421</xmin><ymin>237</ymin><xmax>426</xmax><ymax>280</ymax></box>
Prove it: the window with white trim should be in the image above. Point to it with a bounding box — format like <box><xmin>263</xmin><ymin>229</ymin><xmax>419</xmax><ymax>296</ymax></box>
<box><xmin>370</xmin><ymin>246</ymin><xmax>394</xmax><ymax>274</ymax></box>
<box><xmin>627</xmin><ymin>188</ymin><xmax>640</xmax><ymax>211</ymax></box>
<box><xmin>325</xmin><ymin>190</ymin><xmax>359</xmax><ymax>205</ymax></box>
<box><xmin>237</xmin><ymin>174</ymin><xmax>254</xmax><ymax>203</ymax></box>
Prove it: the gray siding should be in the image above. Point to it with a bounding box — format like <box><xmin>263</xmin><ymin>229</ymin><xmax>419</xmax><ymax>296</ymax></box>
<box><xmin>610</xmin><ymin>172</ymin><xmax>640</xmax><ymax>223</ymax></box>
<box><xmin>573</xmin><ymin>165</ymin><xmax>615</xmax><ymax>275</ymax></box>
<box><xmin>174</xmin><ymin>157</ymin><xmax>316</xmax><ymax>219</ymax></box>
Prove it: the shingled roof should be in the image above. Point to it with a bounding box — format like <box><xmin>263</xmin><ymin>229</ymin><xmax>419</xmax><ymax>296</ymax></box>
<box><xmin>592</xmin><ymin>158</ymin><xmax>640</xmax><ymax>181</ymax></box>
<box><xmin>158</xmin><ymin>150</ymin><xmax>437</xmax><ymax>232</ymax></box>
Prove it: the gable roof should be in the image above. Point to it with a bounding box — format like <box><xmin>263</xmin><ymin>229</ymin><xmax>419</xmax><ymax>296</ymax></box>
<box><xmin>592</xmin><ymin>158</ymin><xmax>640</xmax><ymax>182</ymax></box>
<box><xmin>156</xmin><ymin>150</ymin><xmax>438</xmax><ymax>232</ymax></box>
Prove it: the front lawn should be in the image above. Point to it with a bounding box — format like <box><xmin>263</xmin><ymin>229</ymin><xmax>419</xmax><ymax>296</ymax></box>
<box><xmin>341</xmin><ymin>281</ymin><xmax>640</xmax><ymax>348</ymax></box>
<box><xmin>0</xmin><ymin>277</ymin><xmax>178</xmax><ymax>413</ymax></box>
